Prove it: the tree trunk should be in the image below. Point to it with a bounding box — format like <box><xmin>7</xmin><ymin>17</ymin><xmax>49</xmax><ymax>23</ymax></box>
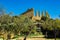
<box><xmin>24</xmin><ymin>32</ymin><xmax>29</xmax><ymax>40</ymax></box>
<box><xmin>3</xmin><ymin>32</ymin><xmax>8</xmax><ymax>40</ymax></box>
<box><xmin>24</xmin><ymin>36</ymin><xmax>27</xmax><ymax>40</ymax></box>
<box><xmin>7</xmin><ymin>32</ymin><xmax>14</xmax><ymax>40</ymax></box>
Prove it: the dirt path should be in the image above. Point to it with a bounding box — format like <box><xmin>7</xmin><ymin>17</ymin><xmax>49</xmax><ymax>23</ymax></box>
<box><xmin>26</xmin><ymin>37</ymin><xmax>46</xmax><ymax>40</ymax></box>
<box><xmin>18</xmin><ymin>37</ymin><xmax>46</xmax><ymax>40</ymax></box>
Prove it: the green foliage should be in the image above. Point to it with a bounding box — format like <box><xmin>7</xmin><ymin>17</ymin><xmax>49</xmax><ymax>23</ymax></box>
<box><xmin>40</xmin><ymin>16</ymin><xmax>60</xmax><ymax>31</ymax></box>
<box><xmin>0</xmin><ymin>9</ymin><xmax>60</xmax><ymax>39</ymax></box>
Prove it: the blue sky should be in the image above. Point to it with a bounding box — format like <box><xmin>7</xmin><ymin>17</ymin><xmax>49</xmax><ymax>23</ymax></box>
<box><xmin>0</xmin><ymin>0</ymin><xmax>60</xmax><ymax>19</ymax></box>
